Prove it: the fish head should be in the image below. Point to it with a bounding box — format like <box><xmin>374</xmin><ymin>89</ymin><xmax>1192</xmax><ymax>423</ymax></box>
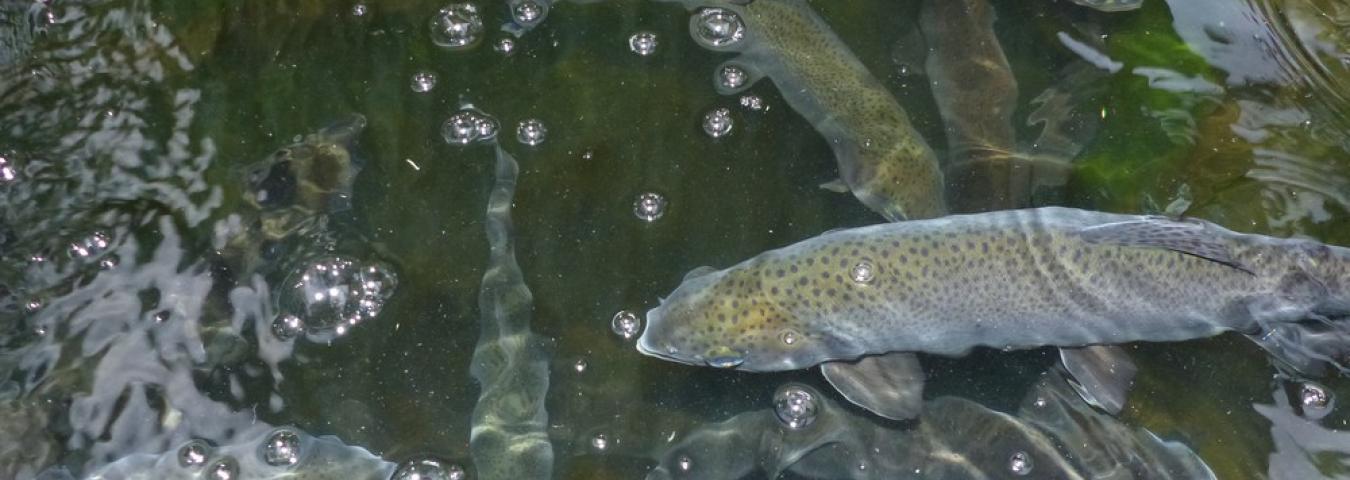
<box><xmin>637</xmin><ymin>264</ymin><xmax>833</xmax><ymax>372</ymax></box>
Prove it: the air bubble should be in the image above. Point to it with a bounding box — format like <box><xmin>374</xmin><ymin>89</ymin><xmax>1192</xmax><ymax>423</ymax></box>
<box><xmin>154</xmin><ymin>311</ymin><xmax>170</xmax><ymax>323</ymax></box>
<box><xmin>591</xmin><ymin>433</ymin><xmax>609</xmax><ymax>451</ymax></box>
<box><xmin>633</xmin><ymin>192</ymin><xmax>667</xmax><ymax>222</ymax></box>
<box><xmin>208</xmin><ymin>458</ymin><xmax>238</xmax><ymax>480</ymax></box>
<box><xmin>276</xmin><ymin>256</ymin><xmax>398</xmax><ymax>343</ymax></box>
<box><xmin>690</xmin><ymin>8</ymin><xmax>745</xmax><ymax>49</ymax></box>
<box><xmin>773</xmin><ymin>384</ymin><xmax>818</xmax><ymax>429</ymax></box>
<box><xmin>260</xmin><ymin>428</ymin><xmax>301</xmax><ymax>467</ymax></box>
<box><xmin>611</xmin><ymin>310</ymin><xmax>641</xmax><ymax>340</ymax></box>
<box><xmin>392</xmin><ymin>458</ymin><xmax>462</xmax><ymax>480</ymax></box>
<box><xmin>718</xmin><ymin>65</ymin><xmax>747</xmax><ymax>90</ymax></box>
<box><xmin>629</xmin><ymin>31</ymin><xmax>658</xmax><ymax>56</ymax></box>
<box><xmin>779</xmin><ymin>330</ymin><xmax>798</xmax><ymax>345</ymax></box>
<box><xmin>516</xmin><ymin>119</ymin><xmax>547</xmax><ymax>146</ymax></box>
<box><xmin>677</xmin><ymin>454</ymin><xmax>693</xmax><ymax>472</ymax></box>
<box><xmin>739</xmin><ymin>95</ymin><xmax>764</xmax><ymax>111</ymax></box>
<box><xmin>512</xmin><ymin>0</ymin><xmax>545</xmax><ymax>26</ymax></box>
<box><xmin>430</xmin><ymin>3</ymin><xmax>484</xmax><ymax>50</ymax></box>
<box><xmin>272</xmin><ymin>314</ymin><xmax>303</xmax><ymax>340</ymax></box>
<box><xmin>474</xmin><ymin>115</ymin><xmax>499</xmax><ymax>141</ymax></box>
<box><xmin>574</xmin><ymin>359</ymin><xmax>588</xmax><ymax>373</ymax></box>
<box><xmin>495</xmin><ymin>38</ymin><xmax>516</xmax><ymax>55</ymax></box>
<box><xmin>411</xmin><ymin>72</ymin><xmax>437</xmax><ymax>93</ymax></box>
<box><xmin>1009</xmin><ymin>451</ymin><xmax>1033</xmax><ymax>476</ymax></box>
<box><xmin>178</xmin><ymin>441</ymin><xmax>211</xmax><ymax>468</ymax></box>
<box><xmin>850</xmin><ymin>261</ymin><xmax>875</xmax><ymax>285</ymax></box>
<box><xmin>702</xmin><ymin>108</ymin><xmax>733</xmax><ymax>138</ymax></box>
<box><xmin>352</xmin><ymin>3</ymin><xmax>368</xmax><ymax>16</ymax></box>
<box><xmin>1300</xmin><ymin>382</ymin><xmax>1333</xmax><ymax>419</ymax></box>
<box><xmin>443</xmin><ymin>112</ymin><xmax>479</xmax><ymax>145</ymax></box>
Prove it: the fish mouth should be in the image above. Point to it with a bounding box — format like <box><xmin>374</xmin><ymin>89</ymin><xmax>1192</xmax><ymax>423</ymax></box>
<box><xmin>635</xmin><ymin>307</ymin><xmax>702</xmax><ymax>366</ymax></box>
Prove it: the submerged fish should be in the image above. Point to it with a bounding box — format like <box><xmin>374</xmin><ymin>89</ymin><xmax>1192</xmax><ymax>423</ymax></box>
<box><xmin>637</xmin><ymin>207</ymin><xmax>1350</xmax><ymax>418</ymax></box>
<box><xmin>218</xmin><ymin>114</ymin><xmax>366</xmax><ymax>277</ymax></box>
<box><xmin>665</xmin><ymin>0</ymin><xmax>946</xmax><ymax>221</ymax></box>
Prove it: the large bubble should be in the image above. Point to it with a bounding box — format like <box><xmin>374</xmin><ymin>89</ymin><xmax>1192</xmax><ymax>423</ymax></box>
<box><xmin>275</xmin><ymin>256</ymin><xmax>398</xmax><ymax>343</ymax></box>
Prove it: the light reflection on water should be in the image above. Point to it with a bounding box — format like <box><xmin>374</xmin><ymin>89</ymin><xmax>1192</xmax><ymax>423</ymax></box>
<box><xmin>0</xmin><ymin>0</ymin><xmax>1347</xmax><ymax>479</ymax></box>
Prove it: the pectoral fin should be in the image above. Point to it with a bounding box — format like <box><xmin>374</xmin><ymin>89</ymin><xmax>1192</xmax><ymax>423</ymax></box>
<box><xmin>1059</xmin><ymin>345</ymin><xmax>1137</xmax><ymax>415</ymax></box>
<box><xmin>820</xmin><ymin>352</ymin><xmax>924</xmax><ymax>420</ymax></box>
<box><xmin>1076</xmin><ymin>218</ymin><xmax>1252</xmax><ymax>274</ymax></box>
<box><xmin>819</xmin><ymin>178</ymin><xmax>850</xmax><ymax>193</ymax></box>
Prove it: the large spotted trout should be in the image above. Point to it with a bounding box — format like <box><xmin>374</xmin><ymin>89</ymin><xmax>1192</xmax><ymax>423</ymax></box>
<box><xmin>637</xmin><ymin>207</ymin><xmax>1350</xmax><ymax>418</ymax></box>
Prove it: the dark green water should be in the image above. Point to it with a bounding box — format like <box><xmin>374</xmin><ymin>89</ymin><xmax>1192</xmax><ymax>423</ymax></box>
<box><xmin>1</xmin><ymin>0</ymin><xmax>1349</xmax><ymax>478</ymax></box>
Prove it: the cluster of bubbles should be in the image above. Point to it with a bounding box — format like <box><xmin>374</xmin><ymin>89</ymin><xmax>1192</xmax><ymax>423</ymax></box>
<box><xmin>739</xmin><ymin>95</ymin><xmax>765</xmax><ymax>112</ymax></box>
<box><xmin>411</xmin><ymin>72</ymin><xmax>437</xmax><ymax>93</ymax></box>
<box><xmin>67</xmin><ymin>231</ymin><xmax>111</xmax><ymax>259</ymax></box>
<box><xmin>633</xmin><ymin>192</ymin><xmax>668</xmax><ymax>222</ymax></box>
<box><xmin>391</xmin><ymin>457</ymin><xmax>466</xmax><ymax>480</ymax></box>
<box><xmin>442</xmin><ymin>108</ymin><xmax>500</xmax><ymax>146</ymax></box>
<box><xmin>629</xmin><ymin>31</ymin><xmax>658</xmax><ymax>56</ymax></box>
<box><xmin>690</xmin><ymin>8</ymin><xmax>745</xmax><ymax>49</ymax></box>
<box><xmin>773</xmin><ymin>384</ymin><xmax>819</xmax><ymax>429</ymax></box>
<box><xmin>430</xmin><ymin>3</ymin><xmax>484</xmax><ymax>50</ymax></box>
<box><xmin>174</xmin><ymin>429</ymin><xmax>302</xmax><ymax>478</ymax></box>
<box><xmin>849</xmin><ymin>261</ymin><xmax>875</xmax><ymax>285</ymax></box>
<box><xmin>516</xmin><ymin>119</ymin><xmax>548</xmax><ymax>146</ymax></box>
<box><xmin>610</xmin><ymin>310</ymin><xmax>641</xmax><ymax>340</ymax></box>
<box><xmin>702</xmin><ymin>108</ymin><xmax>734</xmax><ymax>138</ymax></box>
<box><xmin>273</xmin><ymin>256</ymin><xmax>398</xmax><ymax>343</ymax></box>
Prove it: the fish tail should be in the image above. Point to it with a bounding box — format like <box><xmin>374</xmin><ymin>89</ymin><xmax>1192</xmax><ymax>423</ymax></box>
<box><xmin>1248</xmin><ymin>316</ymin><xmax>1350</xmax><ymax>377</ymax></box>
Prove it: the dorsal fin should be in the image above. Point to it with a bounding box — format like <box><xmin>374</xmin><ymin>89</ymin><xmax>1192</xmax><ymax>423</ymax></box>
<box><xmin>1076</xmin><ymin>218</ymin><xmax>1253</xmax><ymax>274</ymax></box>
<box><xmin>682</xmin><ymin>266</ymin><xmax>719</xmax><ymax>282</ymax></box>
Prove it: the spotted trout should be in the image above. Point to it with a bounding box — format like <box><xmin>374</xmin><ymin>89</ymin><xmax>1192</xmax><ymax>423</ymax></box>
<box><xmin>637</xmin><ymin>208</ymin><xmax>1350</xmax><ymax>417</ymax></box>
<box><xmin>664</xmin><ymin>0</ymin><xmax>946</xmax><ymax>221</ymax></box>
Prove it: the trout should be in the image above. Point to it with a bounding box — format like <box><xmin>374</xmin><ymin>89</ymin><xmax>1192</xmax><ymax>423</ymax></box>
<box><xmin>637</xmin><ymin>208</ymin><xmax>1350</xmax><ymax>417</ymax></box>
<box><xmin>665</xmin><ymin>0</ymin><xmax>946</xmax><ymax>221</ymax></box>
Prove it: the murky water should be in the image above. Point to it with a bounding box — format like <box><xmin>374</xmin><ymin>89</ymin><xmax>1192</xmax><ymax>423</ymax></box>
<box><xmin>1</xmin><ymin>0</ymin><xmax>1349</xmax><ymax>479</ymax></box>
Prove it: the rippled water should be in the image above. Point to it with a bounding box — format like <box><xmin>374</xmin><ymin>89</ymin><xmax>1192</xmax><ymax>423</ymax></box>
<box><xmin>1</xmin><ymin>0</ymin><xmax>1349</xmax><ymax>479</ymax></box>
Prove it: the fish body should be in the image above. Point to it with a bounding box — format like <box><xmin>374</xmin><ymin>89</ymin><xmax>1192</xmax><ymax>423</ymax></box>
<box><xmin>666</xmin><ymin>0</ymin><xmax>946</xmax><ymax>221</ymax></box>
<box><xmin>637</xmin><ymin>207</ymin><xmax>1350</xmax><ymax>372</ymax></box>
